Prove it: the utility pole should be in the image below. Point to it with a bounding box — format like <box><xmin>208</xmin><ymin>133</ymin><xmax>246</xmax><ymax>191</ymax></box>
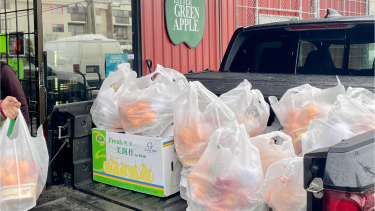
<box><xmin>85</xmin><ymin>0</ymin><xmax>96</xmax><ymax>34</ymax></box>
<box><xmin>106</xmin><ymin>3</ymin><xmax>114</xmax><ymax>38</ymax></box>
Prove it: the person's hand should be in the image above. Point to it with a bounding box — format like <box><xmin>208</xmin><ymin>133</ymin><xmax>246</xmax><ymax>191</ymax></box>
<box><xmin>1</xmin><ymin>96</ymin><xmax>21</xmax><ymax>119</ymax></box>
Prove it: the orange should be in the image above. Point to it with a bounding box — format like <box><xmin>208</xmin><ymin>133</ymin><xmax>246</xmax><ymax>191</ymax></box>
<box><xmin>118</xmin><ymin>104</ymin><xmax>129</xmax><ymax>115</ymax></box>
<box><xmin>131</xmin><ymin>118</ymin><xmax>143</xmax><ymax>128</ymax></box>
<box><xmin>285</xmin><ymin>121</ymin><xmax>300</xmax><ymax>134</ymax></box>
<box><xmin>250</xmin><ymin>127</ymin><xmax>260</xmax><ymax>137</ymax></box>
<box><xmin>301</xmin><ymin>117</ymin><xmax>313</xmax><ymax>128</ymax></box>
<box><xmin>143</xmin><ymin>111</ymin><xmax>155</xmax><ymax>124</ymax></box>
<box><xmin>265</xmin><ymin>190</ymin><xmax>272</xmax><ymax>204</ymax></box>
<box><xmin>188</xmin><ymin>176</ymin><xmax>206</xmax><ymax>200</ymax></box>
<box><xmin>179</xmin><ymin>128</ymin><xmax>195</xmax><ymax>143</ymax></box>
<box><xmin>4</xmin><ymin>173</ymin><xmax>18</xmax><ymax>186</ymax></box>
<box><xmin>245</xmin><ymin>114</ymin><xmax>256</xmax><ymax>120</ymax></box>
<box><xmin>0</xmin><ymin>167</ymin><xmax>6</xmax><ymax>177</ymax></box>
<box><xmin>198</xmin><ymin>127</ymin><xmax>207</xmax><ymax>141</ymax></box>
<box><xmin>302</xmin><ymin>104</ymin><xmax>319</xmax><ymax>118</ymax></box>
<box><xmin>18</xmin><ymin>161</ymin><xmax>31</xmax><ymax>176</ymax></box>
<box><xmin>286</xmin><ymin>108</ymin><xmax>300</xmax><ymax>120</ymax></box>
<box><xmin>137</xmin><ymin>102</ymin><xmax>148</xmax><ymax>112</ymax></box>
<box><xmin>124</xmin><ymin>108</ymin><xmax>136</xmax><ymax>117</ymax></box>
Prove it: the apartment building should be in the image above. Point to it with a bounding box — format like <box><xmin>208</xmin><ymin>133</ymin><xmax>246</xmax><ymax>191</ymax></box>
<box><xmin>1</xmin><ymin>0</ymin><xmax>132</xmax><ymax>45</ymax></box>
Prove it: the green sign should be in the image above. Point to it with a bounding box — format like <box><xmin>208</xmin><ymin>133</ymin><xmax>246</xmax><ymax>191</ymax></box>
<box><xmin>165</xmin><ymin>0</ymin><xmax>206</xmax><ymax>49</ymax></box>
<box><xmin>0</xmin><ymin>33</ymin><xmax>6</xmax><ymax>53</ymax></box>
<box><xmin>8</xmin><ymin>59</ymin><xmax>24</xmax><ymax>79</ymax></box>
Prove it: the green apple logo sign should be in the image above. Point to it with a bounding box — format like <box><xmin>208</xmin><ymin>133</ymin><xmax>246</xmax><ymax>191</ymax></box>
<box><xmin>165</xmin><ymin>0</ymin><xmax>206</xmax><ymax>49</ymax></box>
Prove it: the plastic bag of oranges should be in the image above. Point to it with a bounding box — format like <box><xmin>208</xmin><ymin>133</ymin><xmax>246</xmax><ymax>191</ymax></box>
<box><xmin>269</xmin><ymin>78</ymin><xmax>345</xmax><ymax>156</ymax></box>
<box><xmin>301</xmin><ymin>88</ymin><xmax>375</xmax><ymax>155</ymax></box>
<box><xmin>186</xmin><ymin>124</ymin><xmax>267</xmax><ymax>211</ymax></box>
<box><xmin>118</xmin><ymin>64</ymin><xmax>187</xmax><ymax>136</ymax></box>
<box><xmin>250</xmin><ymin>131</ymin><xmax>295</xmax><ymax>176</ymax></box>
<box><xmin>0</xmin><ymin>110</ymin><xmax>49</xmax><ymax>211</ymax></box>
<box><xmin>220</xmin><ymin>79</ymin><xmax>270</xmax><ymax>137</ymax></box>
<box><xmin>91</xmin><ymin>63</ymin><xmax>137</xmax><ymax>132</ymax></box>
<box><xmin>261</xmin><ymin>157</ymin><xmax>306</xmax><ymax>211</ymax></box>
<box><xmin>174</xmin><ymin>81</ymin><xmax>238</xmax><ymax>167</ymax></box>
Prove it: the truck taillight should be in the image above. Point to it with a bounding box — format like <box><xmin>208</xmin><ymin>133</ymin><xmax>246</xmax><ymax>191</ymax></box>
<box><xmin>323</xmin><ymin>188</ymin><xmax>375</xmax><ymax>211</ymax></box>
<box><xmin>290</xmin><ymin>24</ymin><xmax>348</xmax><ymax>30</ymax></box>
<box><xmin>73</xmin><ymin>64</ymin><xmax>80</xmax><ymax>72</ymax></box>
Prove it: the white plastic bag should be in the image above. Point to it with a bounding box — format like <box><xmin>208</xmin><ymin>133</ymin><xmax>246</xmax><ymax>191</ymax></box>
<box><xmin>301</xmin><ymin>89</ymin><xmax>375</xmax><ymax>155</ymax></box>
<box><xmin>261</xmin><ymin>157</ymin><xmax>306</xmax><ymax>211</ymax></box>
<box><xmin>174</xmin><ymin>81</ymin><xmax>238</xmax><ymax>167</ymax></box>
<box><xmin>0</xmin><ymin>111</ymin><xmax>49</xmax><ymax>211</ymax></box>
<box><xmin>179</xmin><ymin>166</ymin><xmax>194</xmax><ymax>200</ymax></box>
<box><xmin>250</xmin><ymin>131</ymin><xmax>295</xmax><ymax>175</ymax></box>
<box><xmin>220</xmin><ymin>79</ymin><xmax>270</xmax><ymax>137</ymax></box>
<box><xmin>118</xmin><ymin>64</ymin><xmax>187</xmax><ymax>136</ymax></box>
<box><xmin>186</xmin><ymin>124</ymin><xmax>266</xmax><ymax>211</ymax></box>
<box><xmin>91</xmin><ymin>63</ymin><xmax>136</xmax><ymax>132</ymax></box>
<box><xmin>269</xmin><ymin>79</ymin><xmax>345</xmax><ymax>155</ymax></box>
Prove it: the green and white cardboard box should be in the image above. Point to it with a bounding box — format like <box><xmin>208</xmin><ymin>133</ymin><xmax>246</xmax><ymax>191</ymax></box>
<box><xmin>92</xmin><ymin>126</ymin><xmax>182</xmax><ymax>197</ymax></box>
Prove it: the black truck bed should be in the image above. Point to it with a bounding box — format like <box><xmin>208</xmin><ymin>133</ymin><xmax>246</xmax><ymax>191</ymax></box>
<box><xmin>34</xmin><ymin>182</ymin><xmax>187</xmax><ymax>211</ymax></box>
<box><xmin>184</xmin><ymin>71</ymin><xmax>374</xmax><ymax>98</ymax></box>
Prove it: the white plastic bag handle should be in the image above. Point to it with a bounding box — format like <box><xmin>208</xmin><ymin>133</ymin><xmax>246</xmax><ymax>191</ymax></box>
<box><xmin>154</xmin><ymin>64</ymin><xmax>188</xmax><ymax>84</ymax></box>
<box><xmin>0</xmin><ymin>113</ymin><xmax>12</xmax><ymax>138</ymax></box>
<box><xmin>268</xmin><ymin>96</ymin><xmax>279</xmax><ymax>105</ymax></box>
<box><xmin>257</xmin><ymin>131</ymin><xmax>292</xmax><ymax>142</ymax></box>
<box><xmin>0</xmin><ymin>109</ymin><xmax>29</xmax><ymax>137</ymax></box>
<box><xmin>11</xmin><ymin>109</ymin><xmax>32</xmax><ymax>139</ymax></box>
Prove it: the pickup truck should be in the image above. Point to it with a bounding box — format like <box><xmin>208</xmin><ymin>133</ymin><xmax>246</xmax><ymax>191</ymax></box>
<box><xmin>37</xmin><ymin>11</ymin><xmax>374</xmax><ymax>211</ymax></box>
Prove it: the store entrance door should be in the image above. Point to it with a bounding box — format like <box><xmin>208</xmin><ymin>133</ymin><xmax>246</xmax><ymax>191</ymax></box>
<box><xmin>0</xmin><ymin>0</ymin><xmax>45</xmax><ymax>135</ymax></box>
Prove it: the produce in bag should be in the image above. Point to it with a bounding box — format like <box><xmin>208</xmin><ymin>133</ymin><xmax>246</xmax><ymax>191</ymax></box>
<box><xmin>220</xmin><ymin>79</ymin><xmax>270</xmax><ymax>137</ymax></box>
<box><xmin>261</xmin><ymin>157</ymin><xmax>306</xmax><ymax>211</ymax></box>
<box><xmin>118</xmin><ymin>64</ymin><xmax>187</xmax><ymax>136</ymax></box>
<box><xmin>301</xmin><ymin>88</ymin><xmax>375</xmax><ymax>155</ymax></box>
<box><xmin>91</xmin><ymin>63</ymin><xmax>137</xmax><ymax>132</ymax></box>
<box><xmin>0</xmin><ymin>111</ymin><xmax>49</xmax><ymax>211</ymax></box>
<box><xmin>269</xmin><ymin>79</ymin><xmax>345</xmax><ymax>156</ymax></box>
<box><xmin>186</xmin><ymin>124</ymin><xmax>267</xmax><ymax>211</ymax></box>
<box><xmin>174</xmin><ymin>81</ymin><xmax>238</xmax><ymax>167</ymax></box>
<box><xmin>250</xmin><ymin>131</ymin><xmax>295</xmax><ymax>176</ymax></box>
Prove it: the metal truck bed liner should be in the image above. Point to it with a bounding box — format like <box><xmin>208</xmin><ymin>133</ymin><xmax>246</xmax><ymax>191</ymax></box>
<box><xmin>34</xmin><ymin>183</ymin><xmax>188</xmax><ymax>211</ymax></box>
<box><xmin>75</xmin><ymin>181</ymin><xmax>188</xmax><ymax>211</ymax></box>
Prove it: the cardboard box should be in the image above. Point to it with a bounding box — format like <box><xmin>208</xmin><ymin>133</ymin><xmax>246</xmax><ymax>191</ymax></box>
<box><xmin>92</xmin><ymin>126</ymin><xmax>182</xmax><ymax>197</ymax></box>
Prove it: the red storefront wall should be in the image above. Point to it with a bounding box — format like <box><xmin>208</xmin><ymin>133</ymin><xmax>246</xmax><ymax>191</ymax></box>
<box><xmin>141</xmin><ymin>0</ymin><xmax>236</xmax><ymax>75</ymax></box>
<box><xmin>221</xmin><ymin>0</ymin><xmax>236</xmax><ymax>58</ymax></box>
<box><xmin>236</xmin><ymin>0</ymin><xmax>367</xmax><ymax>27</ymax></box>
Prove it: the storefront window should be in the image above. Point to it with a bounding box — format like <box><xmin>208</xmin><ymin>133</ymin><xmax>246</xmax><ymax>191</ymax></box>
<box><xmin>41</xmin><ymin>0</ymin><xmax>134</xmax><ymax>114</ymax></box>
<box><xmin>0</xmin><ymin>0</ymin><xmax>136</xmax><ymax>120</ymax></box>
